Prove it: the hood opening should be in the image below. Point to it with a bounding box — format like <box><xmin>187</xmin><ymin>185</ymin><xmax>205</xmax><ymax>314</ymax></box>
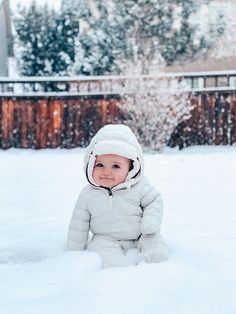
<box><xmin>84</xmin><ymin>124</ymin><xmax>144</xmax><ymax>188</ymax></box>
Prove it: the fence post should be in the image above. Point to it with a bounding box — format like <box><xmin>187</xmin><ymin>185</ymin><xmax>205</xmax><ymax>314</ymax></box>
<box><xmin>101</xmin><ymin>99</ymin><xmax>107</xmax><ymax>126</ymax></box>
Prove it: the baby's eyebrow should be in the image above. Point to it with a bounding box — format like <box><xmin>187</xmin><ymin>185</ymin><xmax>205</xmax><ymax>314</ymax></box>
<box><xmin>112</xmin><ymin>162</ymin><xmax>123</xmax><ymax>165</ymax></box>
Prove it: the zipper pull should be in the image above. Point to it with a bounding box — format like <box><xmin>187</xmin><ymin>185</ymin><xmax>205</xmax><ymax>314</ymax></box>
<box><xmin>108</xmin><ymin>188</ymin><xmax>113</xmax><ymax>207</ymax></box>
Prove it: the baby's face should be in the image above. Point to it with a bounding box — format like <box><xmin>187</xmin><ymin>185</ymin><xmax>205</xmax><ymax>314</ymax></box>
<box><xmin>92</xmin><ymin>154</ymin><xmax>130</xmax><ymax>188</ymax></box>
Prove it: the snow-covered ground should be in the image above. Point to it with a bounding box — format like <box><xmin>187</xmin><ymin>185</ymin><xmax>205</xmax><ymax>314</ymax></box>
<box><xmin>0</xmin><ymin>146</ymin><xmax>236</xmax><ymax>314</ymax></box>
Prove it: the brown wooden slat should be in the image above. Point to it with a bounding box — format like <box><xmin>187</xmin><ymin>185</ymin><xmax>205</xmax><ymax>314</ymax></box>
<box><xmin>67</xmin><ymin>98</ymin><xmax>74</xmax><ymax>148</ymax></box>
<box><xmin>73</xmin><ymin>99</ymin><xmax>82</xmax><ymax>147</ymax></box>
<box><xmin>0</xmin><ymin>98</ymin><xmax>2</xmax><ymax>148</ymax></box>
<box><xmin>100</xmin><ymin>99</ymin><xmax>107</xmax><ymax>126</ymax></box>
<box><xmin>230</xmin><ymin>95</ymin><xmax>236</xmax><ymax>144</ymax></box>
<box><xmin>13</xmin><ymin>99</ymin><xmax>20</xmax><ymax>147</ymax></box>
<box><xmin>20</xmin><ymin>100</ymin><xmax>28</xmax><ymax>148</ymax></box>
<box><xmin>26</xmin><ymin>99</ymin><xmax>34</xmax><ymax>147</ymax></box>
<box><xmin>7</xmin><ymin>99</ymin><xmax>14</xmax><ymax>147</ymax></box>
<box><xmin>52</xmin><ymin>99</ymin><xmax>62</xmax><ymax>148</ymax></box>
<box><xmin>35</xmin><ymin>99</ymin><xmax>49</xmax><ymax>148</ymax></box>
<box><xmin>1</xmin><ymin>99</ymin><xmax>9</xmax><ymax>148</ymax></box>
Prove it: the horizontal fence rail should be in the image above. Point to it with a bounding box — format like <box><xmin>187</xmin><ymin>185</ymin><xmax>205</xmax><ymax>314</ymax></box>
<box><xmin>1</xmin><ymin>71</ymin><xmax>236</xmax><ymax>149</ymax></box>
<box><xmin>1</xmin><ymin>70</ymin><xmax>236</xmax><ymax>96</ymax></box>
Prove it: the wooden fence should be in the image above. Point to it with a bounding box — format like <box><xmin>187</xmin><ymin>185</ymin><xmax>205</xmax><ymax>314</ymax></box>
<box><xmin>169</xmin><ymin>92</ymin><xmax>236</xmax><ymax>148</ymax></box>
<box><xmin>1</xmin><ymin>72</ymin><xmax>236</xmax><ymax>149</ymax></box>
<box><xmin>0</xmin><ymin>96</ymin><xmax>121</xmax><ymax>149</ymax></box>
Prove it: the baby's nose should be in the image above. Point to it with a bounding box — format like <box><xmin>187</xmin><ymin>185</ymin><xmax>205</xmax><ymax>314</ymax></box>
<box><xmin>102</xmin><ymin>168</ymin><xmax>112</xmax><ymax>176</ymax></box>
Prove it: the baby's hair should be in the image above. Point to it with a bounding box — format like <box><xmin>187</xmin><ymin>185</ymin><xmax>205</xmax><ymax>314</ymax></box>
<box><xmin>129</xmin><ymin>160</ymin><xmax>134</xmax><ymax>171</ymax></box>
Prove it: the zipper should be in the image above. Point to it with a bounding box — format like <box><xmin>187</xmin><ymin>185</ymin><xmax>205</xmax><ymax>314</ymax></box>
<box><xmin>107</xmin><ymin>188</ymin><xmax>113</xmax><ymax>207</ymax></box>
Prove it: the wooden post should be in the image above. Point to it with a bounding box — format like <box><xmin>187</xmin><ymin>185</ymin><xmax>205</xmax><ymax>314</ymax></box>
<box><xmin>52</xmin><ymin>99</ymin><xmax>62</xmax><ymax>148</ymax></box>
<box><xmin>36</xmin><ymin>99</ymin><xmax>48</xmax><ymax>148</ymax></box>
<box><xmin>230</xmin><ymin>93</ymin><xmax>236</xmax><ymax>145</ymax></box>
<box><xmin>1</xmin><ymin>99</ymin><xmax>9</xmax><ymax>148</ymax></box>
<box><xmin>101</xmin><ymin>99</ymin><xmax>107</xmax><ymax>126</ymax></box>
<box><xmin>20</xmin><ymin>100</ymin><xmax>28</xmax><ymax>148</ymax></box>
<box><xmin>8</xmin><ymin>99</ymin><xmax>14</xmax><ymax>147</ymax></box>
<box><xmin>207</xmin><ymin>94</ymin><xmax>215</xmax><ymax>145</ymax></box>
<box><xmin>73</xmin><ymin>99</ymin><xmax>81</xmax><ymax>147</ymax></box>
<box><xmin>26</xmin><ymin>99</ymin><xmax>34</xmax><ymax>148</ymax></box>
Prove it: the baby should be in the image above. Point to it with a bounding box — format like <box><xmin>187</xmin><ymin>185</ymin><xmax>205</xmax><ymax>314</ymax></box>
<box><xmin>67</xmin><ymin>124</ymin><xmax>169</xmax><ymax>268</ymax></box>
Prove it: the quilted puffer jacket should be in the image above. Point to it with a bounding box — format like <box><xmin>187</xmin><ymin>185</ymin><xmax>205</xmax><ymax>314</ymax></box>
<box><xmin>67</xmin><ymin>124</ymin><xmax>164</xmax><ymax>250</ymax></box>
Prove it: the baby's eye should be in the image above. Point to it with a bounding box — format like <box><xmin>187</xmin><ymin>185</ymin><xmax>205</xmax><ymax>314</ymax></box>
<box><xmin>112</xmin><ymin>164</ymin><xmax>121</xmax><ymax>169</ymax></box>
<box><xmin>95</xmin><ymin>163</ymin><xmax>103</xmax><ymax>168</ymax></box>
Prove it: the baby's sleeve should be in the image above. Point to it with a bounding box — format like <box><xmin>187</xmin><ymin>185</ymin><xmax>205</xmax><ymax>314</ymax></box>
<box><xmin>140</xmin><ymin>181</ymin><xmax>163</xmax><ymax>235</ymax></box>
<box><xmin>66</xmin><ymin>192</ymin><xmax>91</xmax><ymax>250</ymax></box>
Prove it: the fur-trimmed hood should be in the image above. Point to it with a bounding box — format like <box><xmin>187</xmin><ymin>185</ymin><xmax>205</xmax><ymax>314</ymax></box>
<box><xmin>84</xmin><ymin>124</ymin><xmax>144</xmax><ymax>189</ymax></box>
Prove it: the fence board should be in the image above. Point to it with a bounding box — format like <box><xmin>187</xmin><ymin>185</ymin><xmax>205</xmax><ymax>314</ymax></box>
<box><xmin>1</xmin><ymin>99</ymin><xmax>9</xmax><ymax>148</ymax></box>
<box><xmin>230</xmin><ymin>95</ymin><xmax>236</xmax><ymax>144</ymax></box>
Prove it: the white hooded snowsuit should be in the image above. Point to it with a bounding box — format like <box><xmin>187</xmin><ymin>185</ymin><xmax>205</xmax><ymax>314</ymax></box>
<box><xmin>67</xmin><ymin>124</ymin><xmax>169</xmax><ymax>268</ymax></box>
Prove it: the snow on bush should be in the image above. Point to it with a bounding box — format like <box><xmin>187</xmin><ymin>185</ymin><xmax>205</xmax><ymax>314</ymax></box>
<box><xmin>119</xmin><ymin>77</ymin><xmax>193</xmax><ymax>152</ymax></box>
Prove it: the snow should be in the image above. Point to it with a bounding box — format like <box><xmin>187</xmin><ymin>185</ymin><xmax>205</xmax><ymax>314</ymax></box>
<box><xmin>3</xmin><ymin>69</ymin><xmax>236</xmax><ymax>81</ymax></box>
<box><xmin>10</xmin><ymin>0</ymin><xmax>61</xmax><ymax>10</ymax></box>
<box><xmin>0</xmin><ymin>145</ymin><xmax>236</xmax><ymax>314</ymax></box>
